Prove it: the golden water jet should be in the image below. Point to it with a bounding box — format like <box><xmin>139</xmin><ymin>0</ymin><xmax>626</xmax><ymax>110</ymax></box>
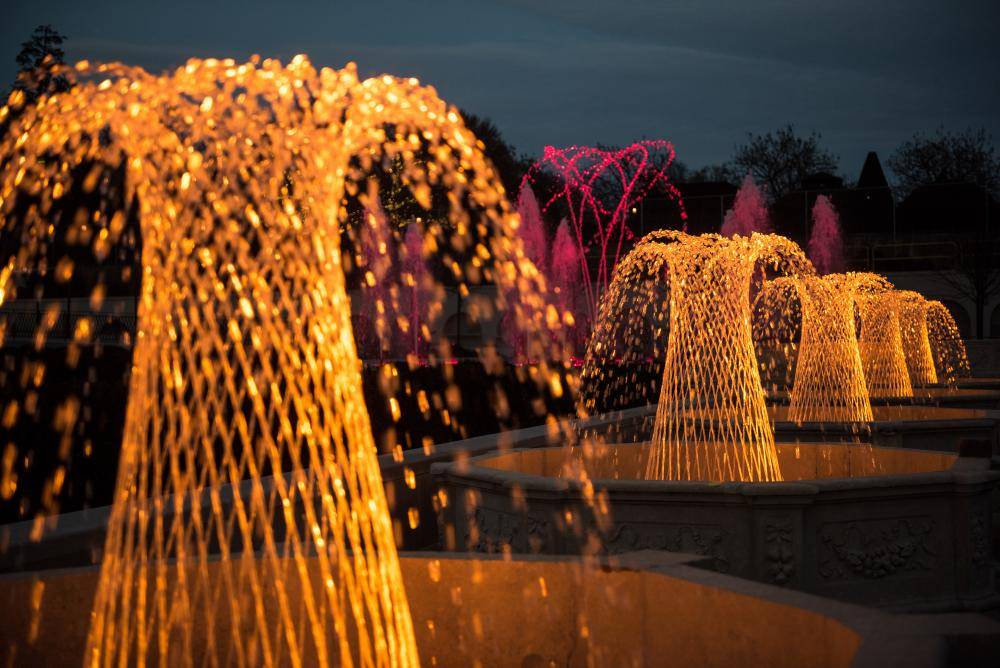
<box><xmin>642</xmin><ymin>231</ymin><xmax>812</xmax><ymax>482</ymax></box>
<box><xmin>0</xmin><ymin>56</ymin><xmax>554</xmax><ymax>667</ymax></box>
<box><xmin>839</xmin><ymin>273</ymin><xmax>913</xmax><ymax>399</ymax></box>
<box><xmin>896</xmin><ymin>290</ymin><xmax>938</xmax><ymax>387</ymax></box>
<box><xmin>926</xmin><ymin>300</ymin><xmax>971</xmax><ymax>387</ymax></box>
<box><xmin>755</xmin><ymin>275</ymin><xmax>872</xmax><ymax>423</ymax></box>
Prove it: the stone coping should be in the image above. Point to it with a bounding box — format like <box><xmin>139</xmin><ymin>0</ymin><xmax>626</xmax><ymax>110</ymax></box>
<box><xmin>768</xmin><ymin>388</ymin><xmax>1000</xmax><ymax>410</ymax></box>
<box><xmin>1</xmin><ymin>550</ymin><xmax>999</xmax><ymax>667</ymax></box>
<box><xmin>432</xmin><ymin>443</ymin><xmax>999</xmax><ymax>612</ymax></box>
<box><xmin>433</xmin><ymin>442</ymin><xmax>996</xmax><ymax>498</ymax></box>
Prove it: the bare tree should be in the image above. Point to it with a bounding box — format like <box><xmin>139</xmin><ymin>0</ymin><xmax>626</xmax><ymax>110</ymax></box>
<box><xmin>688</xmin><ymin>163</ymin><xmax>737</xmax><ymax>184</ymax></box>
<box><xmin>887</xmin><ymin>127</ymin><xmax>1000</xmax><ymax>198</ymax></box>
<box><xmin>938</xmin><ymin>234</ymin><xmax>1000</xmax><ymax>339</ymax></box>
<box><xmin>733</xmin><ymin>125</ymin><xmax>838</xmax><ymax>200</ymax></box>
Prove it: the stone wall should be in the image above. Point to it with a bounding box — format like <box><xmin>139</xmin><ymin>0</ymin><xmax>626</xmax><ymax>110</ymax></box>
<box><xmin>434</xmin><ymin>443</ymin><xmax>1000</xmax><ymax>612</ymax></box>
<box><xmin>967</xmin><ymin>339</ymin><xmax>1000</xmax><ymax>377</ymax></box>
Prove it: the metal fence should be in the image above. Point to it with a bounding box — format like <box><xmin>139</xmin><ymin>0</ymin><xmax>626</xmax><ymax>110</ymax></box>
<box><xmin>0</xmin><ymin>300</ymin><xmax>137</xmax><ymax>346</ymax></box>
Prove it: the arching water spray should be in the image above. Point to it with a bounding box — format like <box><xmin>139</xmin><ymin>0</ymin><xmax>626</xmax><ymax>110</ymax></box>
<box><xmin>755</xmin><ymin>276</ymin><xmax>872</xmax><ymax>423</ymax></box>
<box><xmin>841</xmin><ymin>273</ymin><xmax>913</xmax><ymax>399</ymax></box>
<box><xmin>926</xmin><ymin>300</ymin><xmax>971</xmax><ymax>387</ymax></box>
<box><xmin>896</xmin><ymin>290</ymin><xmax>938</xmax><ymax>387</ymax></box>
<box><xmin>0</xmin><ymin>56</ymin><xmax>555</xmax><ymax>666</ymax></box>
<box><xmin>643</xmin><ymin>231</ymin><xmax>812</xmax><ymax>482</ymax></box>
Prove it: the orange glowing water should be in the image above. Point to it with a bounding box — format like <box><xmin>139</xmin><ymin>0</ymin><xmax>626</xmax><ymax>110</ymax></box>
<box><xmin>755</xmin><ymin>275</ymin><xmax>872</xmax><ymax>423</ymax></box>
<box><xmin>840</xmin><ymin>273</ymin><xmax>913</xmax><ymax>399</ymax></box>
<box><xmin>642</xmin><ymin>231</ymin><xmax>812</xmax><ymax>482</ymax></box>
<box><xmin>579</xmin><ymin>240</ymin><xmax>672</xmax><ymax>413</ymax></box>
<box><xmin>0</xmin><ymin>56</ymin><xmax>556</xmax><ymax>666</ymax></box>
<box><xmin>896</xmin><ymin>290</ymin><xmax>938</xmax><ymax>387</ymax></box>
<box><xmin>926</xmin><ymin>300</ymin><xmax>970</xmax><ymax>387</ymax></box>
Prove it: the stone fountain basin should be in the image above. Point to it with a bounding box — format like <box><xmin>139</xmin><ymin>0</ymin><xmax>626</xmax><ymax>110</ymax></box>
<box><xmin>3</xmin><ymin>550</ymin><xmax>999</xmax><ymax>668</ymax></box>
<box><xmin>768</xmin><ymin>388</ymin><xmax>1000</xmax><ymax>410</ymax></box>
<box><xmin>432</xmin><ymin>441</ymin><xmax>999</xmax><ymax>611</ymax></box>
<box><xmin>765</xmin><ymin>405</ymin><xmax>1000</xmax><ymax>453</ymax></box>
<box><xmin>958</xmin><ymin>377</ymin><xmax>1000</xmax><ymax>391</ymax></box>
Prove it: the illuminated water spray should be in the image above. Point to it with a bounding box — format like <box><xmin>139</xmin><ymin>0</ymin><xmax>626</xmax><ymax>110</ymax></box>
<box><xmin>521</xmin><ymin>141</ymin><xmax>687</xmax><ymax>324</ymax></box>
<box><xmin>641</xmin><ymin>231</ymin><xmax>812</xmax><ymax>482</ymax></box>
<box><xmin>926</xmin><ymin>300</ymin><xmax>971</xmax><ymax>387</ymax></box>
<box><xmin>720</xmin><ymin>173</ymin><xmax>769</xmax><ymax>237</ymax></box>
<box><xmin>753</xmin><ymin>276</ymin><xmax>872</xmax><ymax>422</ymax></box>
<box><xmin>841</xmin><ymin>273</ymin><xmax>913</xmax><ymax>399</ymax></box>
<box><xmin>0</xmin><ymin>56</ymin><xmax>553</xmax><ymax>666</ymax></box>
<box><xmin>896</xmin><ymin>290</ymin><xmax>938</xmax><ymax>387</ymax></box>
<box><xmin>580</xmin><ymin>239</ymin><xmax>672</xmax><ymax>413</ymax></box>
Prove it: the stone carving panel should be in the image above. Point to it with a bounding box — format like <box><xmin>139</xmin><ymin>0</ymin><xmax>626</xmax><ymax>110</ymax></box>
<box><xmin>602</xmin><ymin>523</ymin><xmax>730</xmax><ymax>572</ymax></box>
<box><xmin>763</xmin><ymin>518</ymin><xmax>796</xmax><ymax>585</ymax></box>
<box><xmin>471</xmin><ymin>508</ymin><xmax>550</xmax><ymax>554</ymax></box>
<box><xmin>819</xmin><ymin>517</ymin><xmax>935</xmax><ymax>581</ymax></box>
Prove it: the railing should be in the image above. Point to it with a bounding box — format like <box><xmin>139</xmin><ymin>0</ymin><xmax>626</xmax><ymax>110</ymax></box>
<box><xmin>0</xmin><ymin>299</ymin><xmax>137</xmax><ymax>346</ymax></box>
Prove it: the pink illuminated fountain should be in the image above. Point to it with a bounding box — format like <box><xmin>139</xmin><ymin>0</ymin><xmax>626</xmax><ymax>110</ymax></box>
<box><xmin>521</xmin><ymin>141</ymin><xmax>687</xmax><ymax>323</ymax></box>
<box><xmin>720</xmin><ymin>173</ymin><xmax>770</xmax><ymax>237</ymax></box>
<box><xmin>550</xmin><ymin>219</ymin><xmax>586</xmax><ymax>353</ymax></box>
<box><xmin>807</xmin><ymin>195</ymin><xmax>845</xmax><ymax>275</ymax></box>
<box><xmin>403</xmin><ymin>222</ymin><xmax>430</xmax><ymax>360</ymax></box>
<box><xmin>503</xmin><ymin>183</ymin><xmax>551</xmax><ymax>358</ymax></box>
<box><xmin>357</xmin><ymin>185</ymin><xmax>395</xmax><ymax>358</ymax></box>
<box><xmin>516</xmin><ymin>181</ymin><xmax>549</xmax><ymax>276</ymax></box>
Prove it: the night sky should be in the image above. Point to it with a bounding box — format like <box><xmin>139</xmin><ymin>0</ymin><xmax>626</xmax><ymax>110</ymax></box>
<box><xmin>5</xmin><ymin>1</ymin><xmax>999</xmax><ymax>179</ymax></box>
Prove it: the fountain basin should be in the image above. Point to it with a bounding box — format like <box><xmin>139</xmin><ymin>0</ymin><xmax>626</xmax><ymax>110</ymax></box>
<box><xmin>619</xmin><ymin>405</ymin><xmax>998</xmax><ymax>454</ymax></box>
<box><xmin>3</xmin><ymin>550</ymin><xmax>999</xmax><ymax>667</ymax></box>
<box><xmin>766</xmin><ymin>405</ymin><xmax>1000</xmax><ymax>454</ymax></box>
<box><xmin>768</xmin><ymin>388</ymin><xmax>1000</xmax><ymax>410</ymax></box>
<box><xmin>958</xmin><ymin>377</ymin><xmax>1000</xmax><ymax>391</ymax></box>
<box><xmin>433</xmin><ymin>442</ymin><xmax>999</xmax><ymax>611</ymax></box>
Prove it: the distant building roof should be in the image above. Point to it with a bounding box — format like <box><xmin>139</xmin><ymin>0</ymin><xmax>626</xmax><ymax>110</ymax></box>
<box><xmin>801</xmin><ymin>172</ymin><xmax>844</xmax><ymax>191</ymax></box>
<box><xmin>857</xmin><ymin>152</ymin><xmax>889</xmax><ymax>190</ymax></box>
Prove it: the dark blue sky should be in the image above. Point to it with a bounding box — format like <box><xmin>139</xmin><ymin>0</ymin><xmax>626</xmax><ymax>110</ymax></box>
<box><xmin>6</xmin><ymin>1</ymin><xmax>999</xmax><ymax>180</ymax></box>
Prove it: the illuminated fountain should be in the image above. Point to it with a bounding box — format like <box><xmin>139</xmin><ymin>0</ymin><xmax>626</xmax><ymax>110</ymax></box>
<box><xmin>840</xmin><ymin>278</ymin><xmax>995</xmax><ymax>410</ymax></box>
<box><xmin>501</xmin><ymin>182</ymin><xmax>549</xmax><ymax>359</ymax></box>
<box><xmin>720</xmin><ymin>173</ymin><xmax>769</xmax><ymax>237</ymax></box>
<box><xmin>354</xmin><ymin>185</ymin><xmax>394</xmax><ymax>359</ymax></box>
<box><xmin>752</xmin><ymin>273</ymin><xmax>995</xmax><ymax>448</ymax></box>
<box><xmin>434</xmin><ymin>231</ymin><xmax>998</xmax><ymax>611</ymax></box>
<box><xmin>521</xmin><ymin>141</ymin><xmax>687</xmax><ymax>325</ymax></box>
<box><xmin>806</xmin><ymin>195</ymin><xmax>844</xmax><ymax>275</ymax></box>
<box><xmin>897</xmin><ymin>290</ymin><xmax>938</xmax><ymax>387</ymax></box>
<box><xmin>2</xmin><ymin>55</ymin><xmax>998</xmax><ymax>668</ymax></box>
<box><xmin>579</xmin><ymin>238</ymin><xmax>671</xmax><ymax>414</ymax></box>
<box><xmin>844</xmin><ymin>273</ymin><xmax>914</xmax><ymax>399</ymax></box>
<box><xmin>549</xmin><ymin>219</ymin><xmax>586</xmax><ymax>356</ymax></box>
<box><xmin>926</xmin><ymin>300</ymin><xmax>972</xmax><ymax>387</ymax></box>
<box><xmin>0</xmin><ymin>56</ymin><xmax>558</xmax><ymax>665</ymax></box>
<box><xmin>643</xmin><ymin>231</ymin><xmax>811</xmax><ymax>482</ymax></box>
<box><xmin>756</xmin><ymin>275</ymin><xmax>872</xmax><ymax>424</ymax></box>
<box><xmin>401</xmin><ymin>222</ymin><xmax>432</xmax><ymax>360</ymax></box>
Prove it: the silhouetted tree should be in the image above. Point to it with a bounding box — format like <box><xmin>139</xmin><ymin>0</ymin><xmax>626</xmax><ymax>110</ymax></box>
<box><xmin>688</xmin><ymin>163</ymin><xmax>737</xmax><ymax>185</ymax></box>
<box><xmin>937</xmin><ymin>234</ymin><xmax>1000</xmax><ymax>339</ymax></box>
<box><xmin>887</xmin><ymin>127</ymin><xmax>1000</xmax><ymax>198</ymax></box>
<box><xmin>11</xmin><ymin>24</ymin><xmax>71</xmax><ymax>102</ymax></box>
<box><xmin>733</xmin><ymin>125</ymin><xmax>838</xmax><ymax>201</ymax></box>
<box><xmin>459</xmin><ymin>110</ymin><xmax>528</xmax><ymax>198</ymax></box>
